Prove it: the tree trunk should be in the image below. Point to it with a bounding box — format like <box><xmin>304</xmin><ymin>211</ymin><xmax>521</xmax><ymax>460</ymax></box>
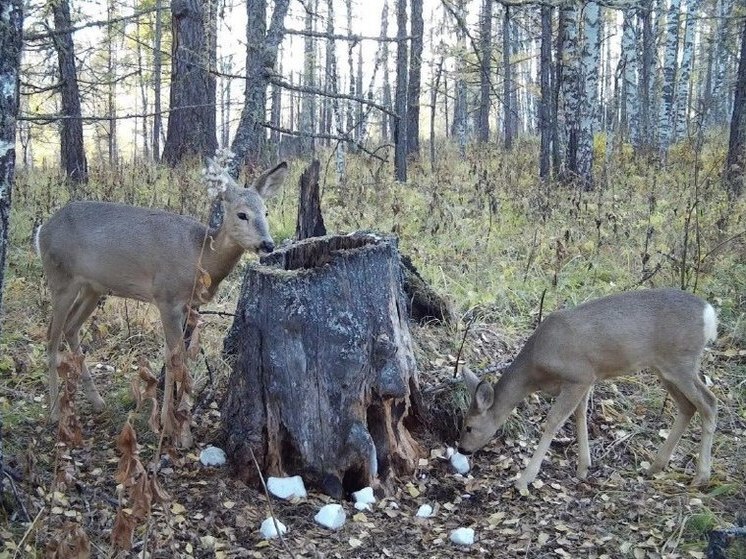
<box><xmin>477</xmin><ymin>0</ymin><xmax>492</xmax><ymax>144</ymax></box>
<box><xmin>295</xmin><ymin>160</ymin><xmax>326</xmax><ymax>240</ymax></box>
<box><xmin>229</xmin><ymin>0</ymin><xmax>290</xmax><ymax>175</ymax></box>
<box><xmin>578</xmin><ymin>1</ymin><xmax>599</xmax><ymax>191</ymax></box>
<box><xmin>301</xmin><ymin>2</ymin><xmax>316</xmax><ymax>155</ymax></box>
<box><xmin>0</xmin><ymin>0</ymin><xmax>22</xmax><ymax>337</ymax></box>
<box><xmin>639</xmin><ymin>0</ymin><xmax>654</xmax><ymax>151</ymax></box>
<box><xmin>502</xmin><ymin>4</ymin><xmax>513</xmax><ymax>149</ymax></box>
<box><xmin>221</xmin><ymin>233</ymin><xmax>423</xmax><ymax>497</ymax></box>
<box><xmin>552</xmin><ymin>8</ymin><xmax>564</xmax><ymax>177</ymax></box>
<box><xmin>107</xmin><ymin>0</ymin><xmax>118</xmax><ymax>167</ymax></box>
<box><xmin>621</xmin><ymin>9</ymin><xmax>639</xmax><ymax>145</ymax></box>
<box><xmin>52</xmin><ymin>0</ymin><xmax>88</xmax><ymax>187</ymax></box>
<box><xmin>152</xmin><ymin>0</ymin><xmax>163</xmax><ymax>160</ymax></box>
<box><xmin>406</xmin><ymin>0</ymin><xmax>423</xmax><ymax>156</ymax></box>
<box><xmin>560</xmin><ymin>4</ymin><xmax>580</xmax><ymax>181</ymax></box>
<box><xmin>381</xmin><ymin>0</ymin><xmax>393</xmax><ymax>142</ymax></box>
<box><xmin>724</xmin><ymin>16</ymin><xmax>746</xmax><ymax>199</ymax></box>
<box><xmin>394</xmin><ymin>0</ymin><xmax>408</xmax><ymax>182</ymax></box>
<box><xmin>658</xmin><ymin>0</ymin><xmax>681</xmax><ymax>153</ymax></box>
<box><xmin>162</xmin><ymin>0</ymin><xmax>218</xmax><ymax>165</ymax></box>
<box><xmin>674</xmin><ymin>0</ymin><xmax>698</xmax><ymax>141</ymax></box>
<box><xmin>452</xmin><ymin>0</ymin><xmax>468</xmax><ymax>156</ymax></box>
<box><xmin>539</xmin><ymin>5</ymin><xmax>552</xmax><ymax>180</ymax></box>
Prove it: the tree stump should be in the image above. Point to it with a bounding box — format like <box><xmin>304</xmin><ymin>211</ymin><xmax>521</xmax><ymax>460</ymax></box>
<box><xmin>221</xmin><ymin>233</ymin><xmax>423</xmax><ymax>496</ymax></box>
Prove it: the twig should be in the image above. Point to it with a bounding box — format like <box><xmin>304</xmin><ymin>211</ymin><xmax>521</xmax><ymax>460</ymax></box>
<box><xmin>3</xmin><ymin>470</ymin><xmax>30</xmax><ymax>522</ymax></box>
<box><xmin>198</xmin><ymin>310</ymin><xmax>236</xmax><ymax>318</ymax></box>
<box><xmin>453</xmin><ymin>318</ymin><xmax>474</xmax><ymax>379</ymax></box>
<box><xmin>248</xmin><ymin>447</ymin><xmax>297</xmax><ymax>559</ymax></box>
<box><xmin>12</xmin><ymin>506</ymin><xmax>45</xmax><ymax>559</ymax></box>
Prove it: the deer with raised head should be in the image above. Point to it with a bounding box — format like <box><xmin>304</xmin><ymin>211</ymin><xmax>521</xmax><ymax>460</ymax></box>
<box><xmin>458</xmin><ymin>288</ymin><xmax>718</xmax><ymax>491</ymax></box>
<box><xmin>36</xmin><ymin>159</ymin><xmax>288</xmax><ymax>447</ymax></box>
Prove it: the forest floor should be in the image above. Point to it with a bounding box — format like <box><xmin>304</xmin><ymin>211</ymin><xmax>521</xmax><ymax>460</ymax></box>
<box><xmin>0</xmin><ymin>305</ymin><xmax>744</xmax><ymax>558</ymax></box>
<box><xmin>1</xmin><ymin>147</ymin><xmax>746</xmax><ymax>557</ymax></box>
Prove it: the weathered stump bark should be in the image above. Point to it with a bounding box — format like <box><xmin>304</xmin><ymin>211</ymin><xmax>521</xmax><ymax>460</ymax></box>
<box><xmin>295</xmin><ymin>159</ymin><xmax>326</xmax><ymax>240</ymax></box>
<box><xmin>222</xmin><ymin>233</ymin><xmax>423</xmax><ymax>496</ymax></box>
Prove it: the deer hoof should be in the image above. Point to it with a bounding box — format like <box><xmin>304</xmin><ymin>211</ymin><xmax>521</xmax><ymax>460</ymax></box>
<box><xmin>691</xmin><ymin>474</ymin><xmax>710</xmax><ymax>488</ymax></box>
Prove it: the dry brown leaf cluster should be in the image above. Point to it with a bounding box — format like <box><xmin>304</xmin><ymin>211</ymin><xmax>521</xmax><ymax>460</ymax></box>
<box><xmin>45</xmin><ymin>521</ymin><xmax>91</xmax><ymax>559</ymax></box>
<box><xmin>55</xmin><ymin>352</ymin><xmax>84</xmax><ymax>448</ymax></box>
<box><xmin>111</xmin><ymin>418</ymin><xmax>171</xmax><ymax>551</ymax></box>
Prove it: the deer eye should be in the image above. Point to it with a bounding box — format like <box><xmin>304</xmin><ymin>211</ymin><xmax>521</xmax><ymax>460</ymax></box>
<box><xmin>237</xmin><ymin>212</ymin><xmax>248</xmax><ymax>221</ymax></box>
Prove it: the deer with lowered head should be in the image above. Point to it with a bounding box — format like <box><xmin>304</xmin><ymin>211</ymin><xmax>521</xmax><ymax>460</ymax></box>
<box><xmin>458</xmin><ymin>288</ymin><xmax>718</xmax><ymax>492</ymax></box>
<box><xmin>36</xmin><ymin>159</ymin><xmax>288</xmax><ymax>447</ymax></box>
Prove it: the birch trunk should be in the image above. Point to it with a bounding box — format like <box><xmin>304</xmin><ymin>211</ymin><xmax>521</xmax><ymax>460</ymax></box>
<box><xmin>381</xmin><ymin>0</ymin><xmax>393</xmax><ymax>142</ymax></box>
<box><xmin>502</xmin><ymin>4</ymin><xmax>514</xmax><ymax>149</ymax></box>
<box><xmin>578</xmin><ymin>1</ymin><xmax>599</xmax><ymax>190</ymax></box>
<box><xmin>621</xmin><ymin>9</ymin><xmax>639</xmax><ymax>145</ymax></box>
<box><xmin>560</xmin><ymin>4</ymin><xmax>580</xmax><ymax>180</ymax></box>
<box><xmin>639</xmin><ymin>0</ymin><xmax>654</xmax><ymax>150</ymax></box>
<box><xmin>152</xmin><ymin>0</ymin><xmax>163</xmax><ymax>160</ymax></box>
<box><xmin>658</xmin><ymin>0</ymin><xmax>681</xmax><ymax>153</ymax></box>
<box><xmin>673</xmin><ymin>0</ymin><xmax>698</xmax><ymax>141</ymax></box>
<box><xmin>0</xmin><ymin>0</ymin><xmax>22</xmax><ymax>332</ymax></box>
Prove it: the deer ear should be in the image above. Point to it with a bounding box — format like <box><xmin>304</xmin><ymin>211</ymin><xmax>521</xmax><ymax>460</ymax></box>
<box><xmin>462</xmin><ymin>366</ymin><xmax>481</xmax><ymax>395</ymax></box>
<box><xmin>253</xmin><ymin>161</ymin><xmax>288</xmax><ymax>199</ymax></box>
<box><xmin>474</xmin><ymin>381</ymin><xmax>494</xmax><ymax>411</ymax></box>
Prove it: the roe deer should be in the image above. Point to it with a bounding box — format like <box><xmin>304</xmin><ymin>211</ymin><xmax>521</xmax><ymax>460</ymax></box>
<box><xmin>36</xmin><ymin>160</ymin><xmax>288</xmax><ymax>447</ymax></box>
<box><xmin>458</xmin><ymin>288</ymin><xmax>718</xmax><ymax>491</ymax></box>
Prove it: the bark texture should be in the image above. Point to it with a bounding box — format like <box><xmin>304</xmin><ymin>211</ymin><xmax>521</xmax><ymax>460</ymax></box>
<box><xmin>295</xmin><ymin>160</ymin><xmax>326</xmax><ymax>239</ymax></box>
<box><xmin>222</xmin><ymin>234</ymin><xmax>423</xmax><ymax>496</ymax></box>
<box><xmin>1</xmin><ymin>0</ymin><xmax>23</xmax><ymax>337</ymax></box>
<box><xmin>394</xmin><ymin>0</ymin><xmax>408</xmax><ymax>181</ymax></box>
<box><xmin>162</xmin><ymin>0</ymin><xmax>218</xmax><ymax>165</ymax></box>
<box><xmin>724</xmin><ymin>16</ymin><xmax>746</xmax><ymax>199</ymax></box>
<box><xmin>406</xmin><ymin>0</ymin><xmax>423</xmax><ymax>156</ymax></box>
<box><xmin>52</xmin><ymin>0</ymin><xmax>87</xmax><ymax>186</ymax></box>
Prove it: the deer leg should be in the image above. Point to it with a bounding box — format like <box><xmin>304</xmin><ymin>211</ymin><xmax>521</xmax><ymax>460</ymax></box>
<box><xmin>64</xmin><ymin>287</ymin><xmax>105</xmax><ymax>411</ymax></box>
<box><xmin>649</xmin><ymin>379</ymin><xmax>696</xmax><ymax>475</ymax></box>
<box><xmin>517</xmin><ymin>383</ymin><xmax>590</xmax><ymax>492</ymax></box>
<box><xmin>662</xmin><ymin>372</ymin><xmax>717</xmax><ymax>486</ymax></box>
<box><xmin>574</xmin><ymin>387</ymin><xmax>592</xmax><ymax>479</ymax></box>
<box><xmin>158</xmin><ymin>302</ymin><xmax>192</xmax><ymax>449</ymax></box>
<box><xmin>47</xmin><ymin>285</ymin><xmax>82</xmax><ymax>421</ymax></box>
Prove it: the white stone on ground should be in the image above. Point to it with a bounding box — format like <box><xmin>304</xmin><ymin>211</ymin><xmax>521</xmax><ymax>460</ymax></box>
<box><xmin>314</xmin><ymin>504</ymin><xmax>347</xmax><ymax>530</ymax></box>
<box><xmin>450</xmin><ymin>527</ymin><xmax>475</xmax><ymax>546</ymax></box>
<box><xmin>352</xmin><ymin>487</ymin><xmax>376</xmax><ymax>505</ymax></box>
<box><xmin>449</xmin><ymin>452</ymin><xmax>470</xmax><ymax>474</ymax></box>
<box><xmin>259</xmin><ymin>517</ymin><xmax>287</xmax><ymax>539</ymax></box>
<box><xmin>415</xmin><ymin>504</ymin><xmax>433</xmax><ymax>518</ymax></box>
<box><xmin>267</xmin><ymin>476</ymin><xmax>307</xmax><ymax>500</ymax></box>
<box><xmin>199</xmin><ymin>446</ymin><xmax>227</xmax><ymax>467</ymax></box>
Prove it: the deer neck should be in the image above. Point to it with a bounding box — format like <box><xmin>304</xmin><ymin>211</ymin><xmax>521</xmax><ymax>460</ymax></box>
<box><xmin>490</xmin><ymin>356</ymin><xmax>534</xmax><ymax>426</ymax></box>
<box><xmin>200</xmin><ymin>226</ymin><xmax>245</xmax><ymax>291</ymax></box>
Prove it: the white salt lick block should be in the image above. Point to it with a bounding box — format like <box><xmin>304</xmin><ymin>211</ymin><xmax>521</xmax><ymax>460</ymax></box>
<box><xmin>314</xmin><ymin>504</ymin><xmax>347</xmax><ymax>530</ymax></box>
<box><xmin>199</xmin><ymin>446</ymin><xmax>227</xmax><ymax>467</ymax></box>
<box><xmin>267</xmin><ymin>476</ymin><xmax>308</xmax><ymax>500</ymax></box>
<box><xmin>259</xmin><ymin>517</ymin><xmax>287</xmax><ymax>539</ymax></box>
<box><xmin>450</xmin><ymin>527</ymin><xmax>475</xmax><ymax>546</ymax></box>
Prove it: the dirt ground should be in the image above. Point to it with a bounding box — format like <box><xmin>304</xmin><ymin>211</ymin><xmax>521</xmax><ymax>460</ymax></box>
<box><xmin>1</xmin><ymin>318</ymin><xmax>745</xmax><ymax>558</ymax></box>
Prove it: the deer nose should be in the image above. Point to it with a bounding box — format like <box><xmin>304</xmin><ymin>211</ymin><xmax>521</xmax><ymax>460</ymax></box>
<box><xmin>457</xmin><ymin>446</ymin><xmax>472</xmax><ymax>456</ymax></box>
<box><xmin>259</xmin><ymin>240</ymin><xmax>275</xmax><ymax>254</ymax></box>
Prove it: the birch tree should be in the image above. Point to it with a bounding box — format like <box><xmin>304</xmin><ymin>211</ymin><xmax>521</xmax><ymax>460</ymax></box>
<box><xmin>394</xmin><ymin>0</ymin><xmax>408</xmax><ymax>181</ymax></box>
<box><xmin>406</xmin><ymin>0</ymin><xmax>423</xmax><ymax>156</ymax></box>
<box><xmin>673</xmin><ymin>0</ymin><xmax>698</xmax><ymax>141</ymax></box>
<box><xmin>52</xmin><ymin>0</ymin><xmax>88</xmax><ymax>185</ymax></box>
<box><xmin>658</xmin><ymin>0</ymin><xmax>681</xmax><ymax>152</ymax></box>
<box><xmin>620</xmin><ymin>9</ymin><xmax>639</xmax><ymax>144</ymax></box>
<box><xmin>639</xmin><ymin>0</ymin><xmax>654</xmax><ymax>150</ymax></box>
<box><xmin>578</xmin><ymin>1</ymin><xmax>599</xmax><ymax>190</ymax></box>
<box><xmin>451</xmin><ymin>0</ymin><xmax>468</xmax><ymax>156</ymax></box>
<box><xmin>560</xmin><ymin>4</ymin><xmax>580</xmax><ymax>180</ymax></box>
<box><xmin>230</xmin><ymin>0</ymin><xmax>290</xmax><ymax>174</ymax></box>
<box><xmin>0</xmin><ymin>0</ymin><xmax>23</xmax><ymax>331</ymax></box>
